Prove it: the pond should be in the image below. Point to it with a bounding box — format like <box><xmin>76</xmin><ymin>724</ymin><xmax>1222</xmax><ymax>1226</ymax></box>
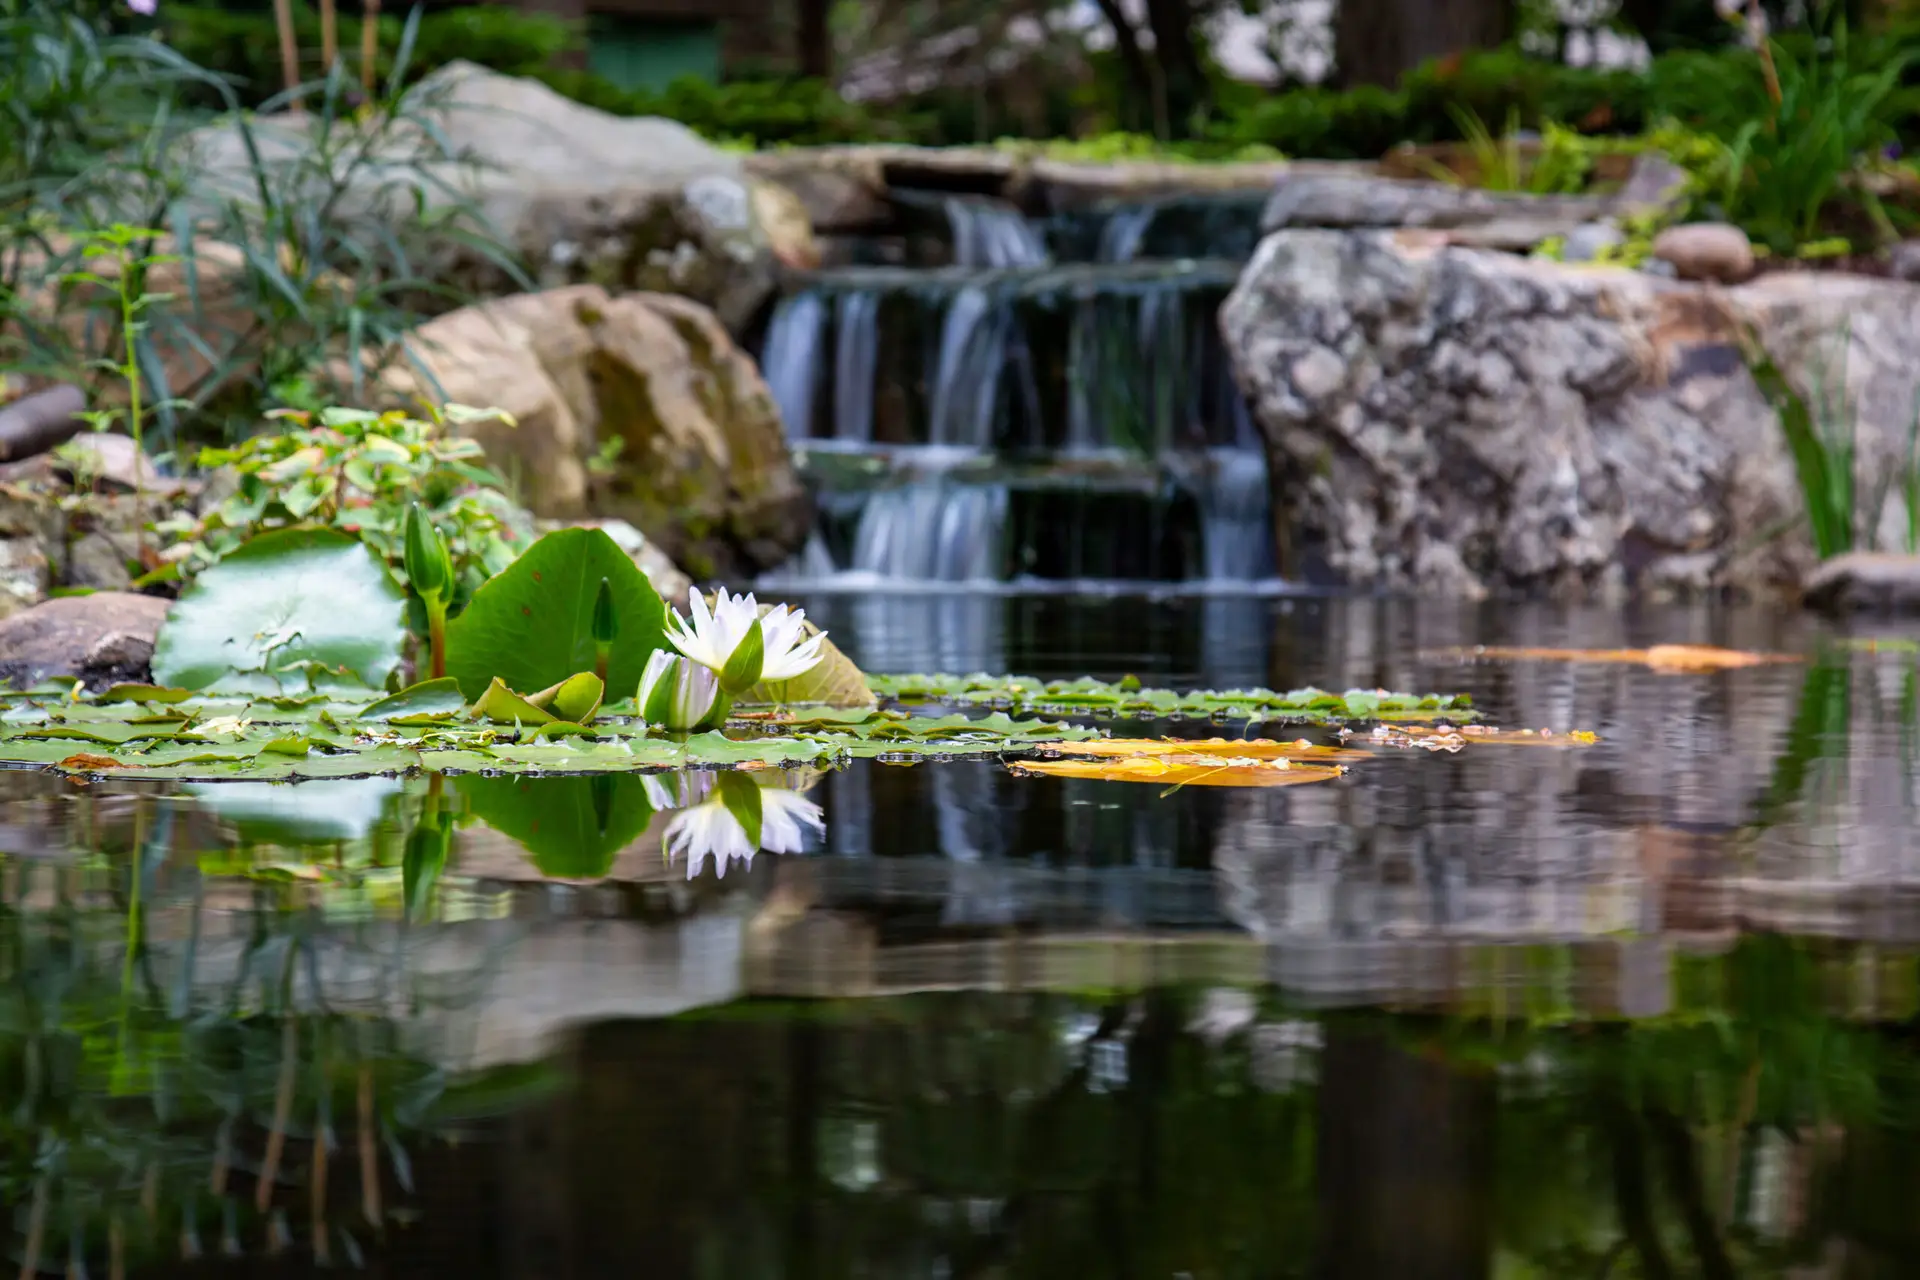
<box><xmin>5</xmin><ymin>590</ymin><xmax>1920</xmax><ymax>1278</ymax></box>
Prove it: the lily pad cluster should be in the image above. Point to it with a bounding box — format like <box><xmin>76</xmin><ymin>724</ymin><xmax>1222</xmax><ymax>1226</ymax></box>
<box><xmin>870</xmin><ymin>673</ymin><xmax>1477</xmax><ymax>723</ymax></box>
<box><xmin>0</xmin><ymin>495</ymin><xmax>1489</xmax><ymax>786</ymax></box>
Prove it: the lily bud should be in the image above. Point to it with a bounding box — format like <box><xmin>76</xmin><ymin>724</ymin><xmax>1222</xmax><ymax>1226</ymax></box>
<box><xmin>403</xmin><ymin>502</ymin><xmax>453</xmax><ymax>604</ymax></box>
<box><xmin>639</xmin><ymin>649</ymin><xmax>725</xmax><ymax>732</ymax></box>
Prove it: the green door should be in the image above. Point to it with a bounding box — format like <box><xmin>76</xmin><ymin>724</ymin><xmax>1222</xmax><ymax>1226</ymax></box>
<box><xmin>587</xmin><ymin>17</ymin><xmax>722</xmax><ymax>92</ymax></box>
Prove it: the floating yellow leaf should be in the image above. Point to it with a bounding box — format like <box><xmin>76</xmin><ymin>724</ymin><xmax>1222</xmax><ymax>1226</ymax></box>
<box><xmin>1043</xmin><ymin>737</ymin><xmax>1368</xmax><ymax>762</ymax></box>
<box><xmin>1009</xmin><ymin>735</ymin><xmax>1365</xmax><ymax>789</ymax></box>
<box><xmin>1435</xmin><ymin>644</ymin><xmax>1800</xmax><ymax>674</ymax></box>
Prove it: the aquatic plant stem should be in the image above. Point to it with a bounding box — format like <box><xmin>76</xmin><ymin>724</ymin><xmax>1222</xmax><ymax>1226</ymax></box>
<box><xmin>1752</xmin><ymin>0</ymin><xmax>1782</xmax><ymax>111</ymax></box>
<box><xmin>273</xmin><ymin>0</ymin><xmax>302</xmax><ymax>112</ymax></box>
<box><xmin>114</xmin><ymin>245</ymin><xmax>146</xmax><ymax>558</ymax></box>
<box><xmin>361</xmin><ymin>0</ymin><xmax>381</xmax><ymax>97</ymax></box>
<box><xmin>258</xmin><ymin>1020</ymin><xmax>298</xmax><ymax>1211</ymax></box>
<box><xmin>320</xmin><ymin>0</ymin><xmax>338</xmax><ymax>71</ymax></box>
<box><xmin>427</xmin><ymin>603</ymin><xmax>447</xmax><ymax>680</ymax></box>
<box><xmin>312</xmin><ymin>1102</ymin><xmax>331</xmax><ymax>1265</ymax></box>
<box><xmin>19</xmin><ymin>1176</ymin><xmax>46</xmax><ymax>1279</ymax></box>
<box><xmin>359</xmin><ymin>1065</ymin><xmax>382</xmax><ymax>1225</ymax></box>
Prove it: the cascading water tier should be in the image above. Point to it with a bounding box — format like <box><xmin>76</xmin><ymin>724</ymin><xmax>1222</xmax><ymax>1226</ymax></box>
<box><xmin>760</xmin><ymin>191</ymin><xmax>1278</xmax><ymax>590</ymax></box>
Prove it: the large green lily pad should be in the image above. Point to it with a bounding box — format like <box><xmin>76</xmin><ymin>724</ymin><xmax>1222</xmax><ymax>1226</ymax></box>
<box><xmin>457</xmin><ymin>772</ymin><xmax>663</xmax><ymax>879</ymax></box>
<box><xmin>444</xmin><ymin>528</ymin><xmax>667</xmax><ymax>706</ymax></box>
<box><xmin>151</xmin><ymin>528</ymin><xmax>407</xmax><ymax>693</ymax></box>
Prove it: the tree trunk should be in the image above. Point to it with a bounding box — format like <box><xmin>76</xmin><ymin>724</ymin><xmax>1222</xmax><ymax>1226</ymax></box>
<box><xmin>1143</xmin><ymin>0</ymin><xmax>1210</xmax><ymax>135</ymax></box>
<box><xmin>1090</xmin><ymin>0</ymin><xmax>1167</xmax><ymax>138</ymax></box>
<box><xmin>796</xmin><ymin>0</ymin><xmax>831</xmax><ymax>80</ymax></box>
<box><xmin>1334</xmin><ymin>0</ymin><xmax>1513</xmax><ymax>89</ymax></box>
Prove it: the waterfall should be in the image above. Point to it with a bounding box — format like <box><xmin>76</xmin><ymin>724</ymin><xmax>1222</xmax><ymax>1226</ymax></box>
<box><xmin>847</xmin><ymin>481</ymin><xmax>1008</xmax><ymax>582</ymax></box>
<box><xmin>756</xmin><ymin>199</ymin><xmax>1286</xmax><ymax>589</ymax></box>
<box><xmin>1097</xmin><ymin>204</ymin><xmax>1157</xmax><ymax>263</ymax></box>
<box><xmin>762</xmin><ymin>291</ymin><xmax>827</xmax><ymax>441</ymax></box>
<box><xmin>927</xmin><ymin>285</ymin><xmax>1007</xmax><ymax>449</ymax></box>
<box><xmin>832</xmin><ymin>290</ymin><xmax>880</xmax><ymax>444</ymax></box>
<box><xmin>945</xmin><ymin>196</ymin><xmax>1050</xmax><ymax>268</ymax></box>
<box><xmin>1191</xmin><ymin>448</ymin><xmax>1275</xmax><ymax>582</ymax></box>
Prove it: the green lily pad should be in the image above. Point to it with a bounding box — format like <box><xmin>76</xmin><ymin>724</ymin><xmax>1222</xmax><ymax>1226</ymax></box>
<box><xmin>99</xmin><ymin>684</ymin><xmax>195</xmax><ymax>705</ymax></box>
<box><xmin>527</xmin><ymin>672</ymin><xmax>604</xmax><ymax>724</ymax></box>
<box><xmin>472</xmin><ymin>677</ymin><xmax>558</xmax><ymax>726</ymax></box>
<box><xmin>444</xmin><ymin>528</ymin><xmax>667</xmax><ymax>706</ymax></box>
<box><xmin>360</xmin><ymin>678</ymin><xmax>469</xmax><ymax>723</ymax></box>
<box><xmin>151</xmin><ymin>528</ymin><xmax>407</xmax><ymax>693</ymax></box>
<box><xmin>458</xmin><ymin>772</ymin><xmax>664</xmax><ymax>879</ymax></box>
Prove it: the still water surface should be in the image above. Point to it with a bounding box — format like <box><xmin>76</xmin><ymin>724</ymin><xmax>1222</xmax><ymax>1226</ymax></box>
<box><xmin>4</xmin><ymin>593</ymin><xmax>1919</xmax><ymax>1278</ymax></box>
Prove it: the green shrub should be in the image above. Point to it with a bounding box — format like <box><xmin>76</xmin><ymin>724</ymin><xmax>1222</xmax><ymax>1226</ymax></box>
<box><xmin>2</xmin><ymin>3</ymin><xmax>524</xmax><ymax>451</ymax></box>
<box><xmin>534</xmin><ymin>72</ymin><xmax>918</xmax><ymax>148</ymax></box>
<box><xmin>159</xmin><ymin>2</ymin><xmax>575</xmax><ymax>107</ymax></box>
<box><xmin>157</xmin><ymin>404</ymin><xmax>528</xmax><ymax>607</ymax></box>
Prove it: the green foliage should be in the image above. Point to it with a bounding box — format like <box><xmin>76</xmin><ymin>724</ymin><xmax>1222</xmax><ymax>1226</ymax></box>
<box><xmin>1747</xmin><ymin>326</ymin><xmax>1920</xmax><ymax>561</ymax></box>
<box><xmin>160</xmin><ymin>2</ymin><xmax>575</xmax><ymax>107</ymax></box>
<box><xmin>0</xmin><ymin>685</ymin><xmax>1104</xmax><ymax>779</ymax></box>
<box><xmin>442</xmin><ymin>527</ymin><xmax>668</xmax><ymax>706</ymax></box>
<box><xmin>360</xmin><ymin>676</ymin><xmax>466</xmax><ymax>722</ymax></box>
<box><xmin>1715</xmin><ymin>20</ymin><xmax>1916</xmax><ymax>252</ymax></box>
<box><xmin>1</xmin><ymin>4</ymin><xmax>525</xmax><ymax>447</ymax></box>
<box><xmin>157</xmin><ymin>404</ymin><xmax>527</xmax><ymax>607</ymax></box>
<box><xmin>149</xmin><ymin>526</ymin><xmax>407</xmax><ymax>693</ymax></box>
<box><xmin>989</xmin><ymin>132</ymin><xmax>1284</xmax><ymax>165</ymax></box>
<box><xmin>537</xmin><ymin>70</ymin><xmax>914</xmax><ymax>148</ymax></box>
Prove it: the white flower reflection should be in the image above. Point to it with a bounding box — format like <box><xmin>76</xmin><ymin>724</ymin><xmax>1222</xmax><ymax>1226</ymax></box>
<box><xmin>654</xmin><ymin>771</ymin><xmax>826</xmax><ymax>880</ymax></box>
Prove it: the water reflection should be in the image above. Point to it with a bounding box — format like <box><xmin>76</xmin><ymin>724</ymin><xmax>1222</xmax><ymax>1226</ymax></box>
<box><xmin>1</xmin><ymin>597</ymin><xmax>1919</xmax><ymax>1274</ymax></box>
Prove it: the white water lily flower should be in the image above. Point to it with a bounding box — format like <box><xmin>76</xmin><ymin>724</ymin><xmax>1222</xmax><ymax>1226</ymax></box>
<box><xmin>638</xmin><ymin>650</ymin><xmax>722</xmax><ymax>731</ymax></box>
<box><xmin>757</xmin><ymin>603</ymin><xmax>829</xmax><ymax>683</ymax></box>
<box><xmin>664</xmin><ymin>588</ymin><xmax>829</xmax><ymax>688</ymax></box>
<box><xmin>664</xmin><ymin>587</ymin><xmax>762</xmax><ymax>673</ymax></box>
<box><xmin>759</xmin><ymin>785</ymin><xmax>826</xmax><ymax>853</ymax></box>
<box><xmin>665</xmin><ymin>782</ymin><xmax>825</xmax><ymax>879</ymax></box>
<box><xmin>667</xmin><ymin>798</ymin><xmax>758</xmax><ymax>880</ymax></box>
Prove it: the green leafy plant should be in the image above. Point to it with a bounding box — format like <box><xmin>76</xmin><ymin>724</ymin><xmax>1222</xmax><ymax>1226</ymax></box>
<box><xmin>1</xmin><ymin>4</ymin><xmax>527</xmax><ymax>448</ymax></box>
<box><xmin>157</xmin><ymin>403</ymin><xmax>525</xmax><ymax>602</ymax></box>
<box><xmin>442</xmin><ymin>526</ymin><xmax>667</xmax><ymax>706</ymax></box>
<box><xmin>53</xmin><ymin>224</ymin><xmax>184</xmax><ymax>551</ymax></box>
<box><xmin>1716</xmin><ymin>16</ymin><xmax>1916</xmax><ymax>251</ymax></box>
<box><xmin>1742</xmin><ymin>324</ymin><xmax>1920</xmax><ymax>561</ymax></box>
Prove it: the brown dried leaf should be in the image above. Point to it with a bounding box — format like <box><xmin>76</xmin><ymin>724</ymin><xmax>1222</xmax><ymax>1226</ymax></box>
<box><xmin>55</xmin><ymin>753</ymin><xmax>142</xmax><ymax>771</ymax></box>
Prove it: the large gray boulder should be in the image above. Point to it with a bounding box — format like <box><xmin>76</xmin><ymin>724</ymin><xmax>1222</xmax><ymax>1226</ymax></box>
<box><xmin>178</xmin><ymin>62</ymin><xmax>801</xmax><ymax>330</ymax></box>
<box><xmin>1220</xmin><ymin>229</ymin><xmax>1920</xmax><ymax>597</ymax></box>
<box><xmin>0</xmin><ymin>593</ymin><xmax>170</xmax><ymax>688</ymax></box>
